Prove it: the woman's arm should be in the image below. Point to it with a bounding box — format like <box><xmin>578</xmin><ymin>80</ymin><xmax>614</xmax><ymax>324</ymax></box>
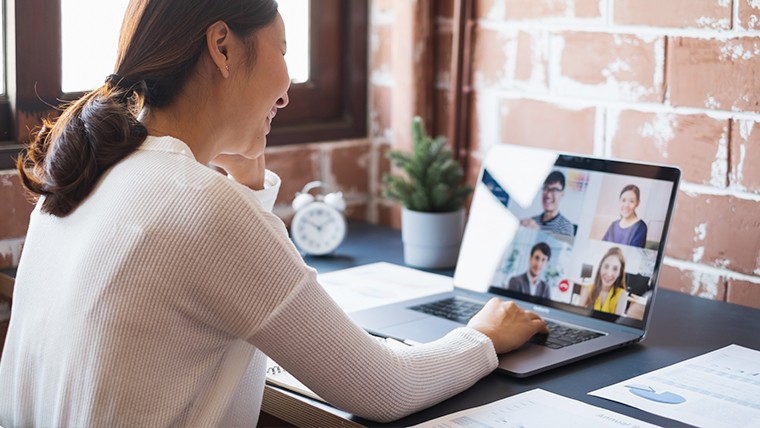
<box><xmin>250</xmin><ymin>273</ymin><xmax>498</xmax><ymax>423</ymax></box>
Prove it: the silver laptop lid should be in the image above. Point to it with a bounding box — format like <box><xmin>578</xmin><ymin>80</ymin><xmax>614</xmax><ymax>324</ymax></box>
<box><xmin>453</xmin><ymin>145</ymin><xmax>681</xmax><ymax>331</ymax></box>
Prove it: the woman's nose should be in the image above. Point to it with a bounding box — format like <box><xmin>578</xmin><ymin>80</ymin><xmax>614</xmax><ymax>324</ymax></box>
<box><xmin>276</xmin><ymin>91</ymin><xmax>290</xmax><ymax>108</ymax></box>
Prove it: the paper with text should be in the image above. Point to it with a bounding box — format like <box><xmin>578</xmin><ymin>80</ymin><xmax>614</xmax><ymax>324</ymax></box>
<box><xmin>318</xmin><ymin>262</ymin><xmax>453</xmax><ymax>312</ymax></box>
<box><xmin>590</xmin><ymin>344</ymin><xmax>760</xmax><ymax>428</ymax></box>
<box><xmin>413</xmin><ymin>389</ymin><xmax>657</xmax><ymax>428</ymax></box>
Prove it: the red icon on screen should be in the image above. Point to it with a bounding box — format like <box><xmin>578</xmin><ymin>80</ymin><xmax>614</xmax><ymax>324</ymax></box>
<box><xmin>558</xmin><ymin>279</ymin><xmax>570</xmax><ymax>293</ymax></box>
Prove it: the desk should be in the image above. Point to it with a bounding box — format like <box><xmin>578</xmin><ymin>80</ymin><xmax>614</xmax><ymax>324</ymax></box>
<box><xmin>262</xmin><ymin>221</ymin><xmax>760</xmax><ymax>427</ymax></box>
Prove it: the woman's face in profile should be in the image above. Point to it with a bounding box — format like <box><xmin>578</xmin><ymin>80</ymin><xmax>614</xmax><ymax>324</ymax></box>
<box><xmin>599</xmin><ymin>255</ymin><xmax>622</xmax><ymax>288</ymax></box>
<box><xmin>619</xmin><ymin>190</ymin><xmax>639</xmax><ymax>218</ymax></box>
<box><xmin>226</xmin><ymin>13</ymin><xmax>291</xmax><ymax>158</ymax></box>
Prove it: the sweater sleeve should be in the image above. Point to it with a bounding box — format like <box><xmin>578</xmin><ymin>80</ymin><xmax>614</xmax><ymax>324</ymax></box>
<box><xmin>227</xmin><ymin>169</ymin><xmax>281</xmax><ymax>212</ymax></box>
<box><xmin>250</xmin><ymin>270</ymin><xmax>499</xmax><ymax>423</ymax></box>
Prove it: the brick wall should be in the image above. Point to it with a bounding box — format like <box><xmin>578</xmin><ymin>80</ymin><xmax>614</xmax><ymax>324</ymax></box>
<box><xmin>370</xmin><ymin>0</ymin><xmax>760</xmax><ymax>309</ymax></box>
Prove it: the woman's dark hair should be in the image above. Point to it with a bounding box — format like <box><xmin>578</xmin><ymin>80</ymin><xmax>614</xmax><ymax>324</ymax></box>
<box><xmin>17</xmin><ymin>0</ymin><xmax>279</xmax><ymax>217</ymax></box>
<box><xmin>619</xmin><ymin>184</ymin><xmax>641</xmax><ymax>201</ymax></box>
<box><xmin>588</xmin><ymin>247</ymin><xmax>627</xmax><ymax>311</ymax></box>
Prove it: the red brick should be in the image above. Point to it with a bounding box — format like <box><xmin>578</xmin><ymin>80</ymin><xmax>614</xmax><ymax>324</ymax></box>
<box><xmin>726</xmin><ymin>278</ymin><xmax>760</xmax><ymax>309</ymax></box>
<box><xmin>738</xmin><ymin>0</ymin><xmax>760</xmax><ymax>30</ymax></box>
<box><xmin>377</xmin><ymin>202</ymin><xmax>402</xmax><ymax>229</ymax></box>
<box><xmin>472</xmin><ymin>28</ymin><xmax>547</xmax><ymax>90</ymax></box>
<box><xmin>666</xmin><ymin>192</ymin><xmax>760</xmax><ymax>276</ymax></box>
<box><xmin>372</xmin><ymin>0</ymin><xmax>395</xmax><ymax>14</ymax></box>
<box><xmin>0</xmin><ymin>253</ymin><xmax>12</xmax><ymax>270</ymax></box>
<box><xmin>0</xmin><ymin>173</ymin><xmax>35</xmax><ymax>239</ymax></box>
<box><xmin>613</xmin><ymin>0</ymin><xmax>731</xmax><ymax>29</ymax></box>
<box><xmin>265</xmin><ymin>145</ymin><xmax>321</xmax><ymax>208</ymax></box>
<box><xmin>658</xmin><ymin>264</ymin><xmax>726</xmax><ymax>300</ymax></box>
<box><xmin>609</xmin><ymin>111</ymin><xmax>729</xmax><ymax>186</ymax></box>
<box><xmin>375</xmin><ymin>141</ymin><xmax>392</xmax><ymax>198</ymax></box>
<box><xmin>329</xmin><ymin>142</ymin><xmax>371</xmax><ymax>197</ymax></box>
<box><xmin>667</xmin><ymin>37</ymin><xmax>760</xmax><ymax>112</ymax></box>
<box><xmin>555</xmin><ymin>32</ymin><xmax>665</xmax><ymax>102</ymax></box>
<box><xmin>729</xmin><ymin>119</ymin><xmax>760</xmax><ymax>194</ymax></box>
<box><xmin>370</xmin><ymin>85</ymin><xmax>392</xmax><ymax>139</ymax></box>
<box><xmin>476</xmin><ymin>0</ymin><xmax>603</xmax><ymax>20</ymax></box>
<box><xmin>497</xmin><ymin>98</ymin><xmax>596</xmax><ymax>154</ymax></box>
<box><xmin>472</xmin><ymin>26</ymin><xmax>510</xmax><ymax>87</ymax></box>
<box><xmin>370</xmin><ymin>24</ymin><xmax>393</xmax><ymax>79</ymax></box>
<box><xmin>344</xmin><ymin>203</ymin><xmax>369</xmax><ymax>222</ymax></box>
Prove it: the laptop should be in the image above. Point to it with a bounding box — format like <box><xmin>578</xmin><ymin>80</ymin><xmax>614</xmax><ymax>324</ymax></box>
<box><xmin>350</xmin><ymin>144</ymin><xmax>681</xmax><ymax>377</ymax></box>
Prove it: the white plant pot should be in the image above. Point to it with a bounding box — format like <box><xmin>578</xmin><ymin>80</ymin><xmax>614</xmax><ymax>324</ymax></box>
<box><xmin>401</xmin><ymin>207</ymin><xmax>465</xmax><ymax>269</ymax></box>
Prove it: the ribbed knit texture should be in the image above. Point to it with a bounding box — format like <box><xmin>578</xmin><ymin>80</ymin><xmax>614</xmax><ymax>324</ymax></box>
<box><xmin>0</xmin><ymin>136</ymin><xmax>498</xmax><ymax>426</ymax></box>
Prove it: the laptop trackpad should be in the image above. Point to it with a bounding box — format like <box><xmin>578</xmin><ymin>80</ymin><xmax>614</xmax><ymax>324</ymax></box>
<box><xmin>383</xmin><ymin>317</ymin><xmax>463</xmax><ymax>344</ymax></box>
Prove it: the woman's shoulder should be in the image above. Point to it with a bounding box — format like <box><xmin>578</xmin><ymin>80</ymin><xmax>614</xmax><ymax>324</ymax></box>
<box><xmin>632</xmin><ymin>218</ymin><xmax>648</xmax><ymax>231</ymax></box>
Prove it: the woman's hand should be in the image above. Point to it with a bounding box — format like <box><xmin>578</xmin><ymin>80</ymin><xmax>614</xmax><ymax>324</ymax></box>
<box><xmin>467</xmin><ymin>298</ymin><xmax>548</xmax><ymax>354</ymax></box>
<box><xmin>211</xmin><ymin>153</ymin><xmax>266</xmax><ymax>190</ymax></box>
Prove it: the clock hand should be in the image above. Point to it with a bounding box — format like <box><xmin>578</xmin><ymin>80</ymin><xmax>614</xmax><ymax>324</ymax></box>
<box><xmin>304</xmin><ymin>219</ymin><xmax>322</xmax><ymax>231</ymax></box>
<box><xmin>318</xmin><ymin>218</ymin><xmax>335</xmax><ymax>228</ymax></box>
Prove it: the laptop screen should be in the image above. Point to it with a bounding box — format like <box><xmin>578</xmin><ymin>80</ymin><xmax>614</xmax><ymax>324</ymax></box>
<box><xmin>453</xmin><ymin>145</ymin><xmax>680</xmax><ymax>330</ymax></box>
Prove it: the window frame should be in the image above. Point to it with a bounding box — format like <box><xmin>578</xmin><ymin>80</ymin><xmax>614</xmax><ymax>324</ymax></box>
<box><xmin>0</xmin><ymin>0</ymin><xmax>368</xmax><ymax>169</ymax></box>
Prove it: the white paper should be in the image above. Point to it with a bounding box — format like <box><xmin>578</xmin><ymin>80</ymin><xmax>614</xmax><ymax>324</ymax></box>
<box><xmin>265</xmin><ymin>357</ymin><xmax>325</xmax><ymax>403</ymax></box>
<box><xmin>590</xmin><ymin>344</ymin><xmax>760</xmax><ymax>428</ymax></box>
<box><xmin>413</xmin><ymin>389</ymin><xmax>658</xmax><ymax>428</ymax></box>
<box><xmin>318</xmin><ymin>262</ymin><xmax>453</xmax><ymax>312</ymax></box>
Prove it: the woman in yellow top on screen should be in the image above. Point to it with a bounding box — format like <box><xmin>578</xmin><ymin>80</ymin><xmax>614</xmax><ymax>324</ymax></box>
<box><xmin>579</xmin><ymin>247</ymin><xmax>627</xmax><ymax>315</ymax></box>
<box><xmin>602</xmin><ymin>184</ymin><xmax>648</xmax><ymax>248</ymax></box>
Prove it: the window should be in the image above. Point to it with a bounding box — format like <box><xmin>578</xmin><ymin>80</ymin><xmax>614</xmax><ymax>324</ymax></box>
<box><xmin>0</xmin><ymin>0</ymin><xmax>368</xmax><ymax>168</ymax></box>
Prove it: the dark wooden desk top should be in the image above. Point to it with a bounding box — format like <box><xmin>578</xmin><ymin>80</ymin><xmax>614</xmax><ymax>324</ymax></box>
<box><xmin>266</xmin><ymin>221</ymin><xmax>760</xmax><ymax>427</ymax></box>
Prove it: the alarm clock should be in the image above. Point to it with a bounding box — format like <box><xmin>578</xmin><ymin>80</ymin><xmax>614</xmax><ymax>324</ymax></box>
<box><xmin>290</xmin><ymin>181</ymin><xmax>347</xmax><ymax>256</ymax></box>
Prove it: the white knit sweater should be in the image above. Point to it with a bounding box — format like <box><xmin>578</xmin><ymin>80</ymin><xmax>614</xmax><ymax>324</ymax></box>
<box><xmin>0</xmin><ymin>136</ymin><xmax>498</xmax><ymax>427</ymax></box>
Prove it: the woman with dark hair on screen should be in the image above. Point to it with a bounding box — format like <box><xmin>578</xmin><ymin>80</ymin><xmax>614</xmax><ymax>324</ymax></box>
<box><xmin>602</xmin><ymin>184</ymin><xmax>648</xmax><ymax>248</ymax></box>
<box><xmin>0</xmin><ymin>0</ymin><xmax>546</xmax><ymax>425</ymax></box>
<box><xmin>579</xmin><ymin>247</ymin><xmax>628</xmax><ymax>316</ymax></box>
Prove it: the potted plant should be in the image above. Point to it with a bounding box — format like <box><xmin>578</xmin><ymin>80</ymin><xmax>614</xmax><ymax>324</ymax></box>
<box><xmin>384</xmin><ymin>116</ymin><xmax>472</xmax><ymax>268</ymax></box>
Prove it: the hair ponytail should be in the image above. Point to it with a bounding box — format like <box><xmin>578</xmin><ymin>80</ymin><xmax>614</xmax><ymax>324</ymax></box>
<box><xmin>17</xmin><ymin>82</ymin><xmax>148</xmax><ymax>217</ymax></box>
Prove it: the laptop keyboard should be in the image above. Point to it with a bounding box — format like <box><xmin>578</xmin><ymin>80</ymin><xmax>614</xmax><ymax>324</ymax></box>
<box><xmin>408</xmin><ymin>297</ymin><xmax>603</xmax><ymax>349</ymax></box>
<box><xmin>409</xmin><ymin>297</ymin><xmax>483</xmax><ymax>324</ymax></box>
<box><xmin>529</xmin><ymin>320</ymin><xmax>603</xmax><ymax>349</ymax></box>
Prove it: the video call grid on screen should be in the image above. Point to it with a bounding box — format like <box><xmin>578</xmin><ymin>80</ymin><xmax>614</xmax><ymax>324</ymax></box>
<box><xmin>483</xmin><ymin>156</ymin><xmax>679</xmax><ymax>328</ymax></box>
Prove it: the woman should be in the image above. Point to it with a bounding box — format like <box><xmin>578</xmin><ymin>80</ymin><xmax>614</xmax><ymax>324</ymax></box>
<box><xmin>0</xmin><ymin>1</ymin><xmax>547</xmax><ymax>426</ymax></box>
<box><xmin>579</xmin><ymin>247</ymin><xmax>628</xmax><ymax>315</ymax></box>
<box><xmin>602</xmin><ymin>184</ymin><xmax>648</xmax><ymax>248</ymax></box>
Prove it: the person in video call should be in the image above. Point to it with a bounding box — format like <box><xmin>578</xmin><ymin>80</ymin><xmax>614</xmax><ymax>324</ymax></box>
<box><xmin>0</xmin><ymin>0</ymin><xmax>549</xmax><ymax>425</ymax></box>
<box><xmin>602</xmin><ymin>184</ymin><xmax>648</xmax><ymax>248</ymax></box>
<box><xmin>505</xmin><ymin>242</ymin><xmax>552</xmax><ymax>299</ymax></box>
<box><xmin>579</xmin><ymin>247</ymin><xmax>628</xmax><ymax>315</ymax></box>
<box><xmin>520</xmin><ymin>170</ymin><xmax>575</xmax><ymax>237</ymax></box>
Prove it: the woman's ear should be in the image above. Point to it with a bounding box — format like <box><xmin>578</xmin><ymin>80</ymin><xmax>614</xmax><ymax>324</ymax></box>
<box><xmin>206</xmin><ymin>20</ymin><xmax>231</xmax><ymax>79</ymax></box>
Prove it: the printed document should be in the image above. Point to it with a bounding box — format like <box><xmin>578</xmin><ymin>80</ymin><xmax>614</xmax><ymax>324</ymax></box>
<box><xmin>413</xmin><ymin>389</ymin><xmax>657</xmax><ymax>428</ymax></box>
<box><xmin>590</xmin><ymin>344</ymin><xmax>760</xmax><ymax>428</ymax></box>
<box><xmin>318</xmin><ymin>262</ymin><xmax>452</xmax><ymax>312</ymax></box>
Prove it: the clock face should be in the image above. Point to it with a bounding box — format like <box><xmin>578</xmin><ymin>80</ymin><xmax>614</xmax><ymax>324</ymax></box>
<box><xmin>291</xmin><ymin>201</ymin><xmax>347</xmax><ymax>255</ymax></box>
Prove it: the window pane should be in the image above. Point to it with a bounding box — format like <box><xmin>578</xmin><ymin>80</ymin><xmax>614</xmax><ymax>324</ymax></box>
<box><xmin>62</xmin><ymin>1</ymin><xmax>310</xmax><ymax>92</ymax></box>
<box><xmin>279</xmin><ymin>0</ymin><xmax>310</xmax><ymax>84</ymax></box>
<box><xmin>61</xmin><ymin>0</ymin><xmax>130</xmax><ymax>93</ymax></box>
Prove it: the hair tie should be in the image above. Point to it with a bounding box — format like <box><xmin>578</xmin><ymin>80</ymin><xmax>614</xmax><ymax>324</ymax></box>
<box><xmin>105</xmin><ymin>74</ymin><xmax>147</xmax><ymax>99</ymax></box>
